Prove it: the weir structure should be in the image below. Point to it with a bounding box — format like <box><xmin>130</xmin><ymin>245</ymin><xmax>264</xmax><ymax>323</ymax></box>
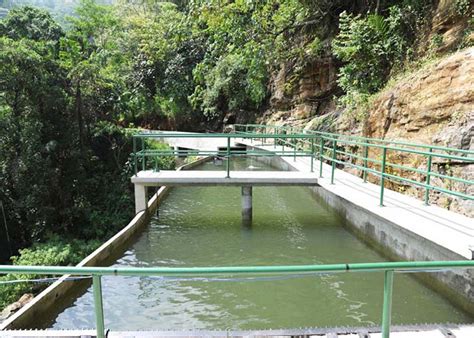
<box><xmin>130</xmin><ymin>132</ymin><xmax>321</xmax><ymax>219</ymax></box>
<box><xmin>127</xmin><ymin>127</ymin><xmax>474</xmax><ymax>322</ymax></box>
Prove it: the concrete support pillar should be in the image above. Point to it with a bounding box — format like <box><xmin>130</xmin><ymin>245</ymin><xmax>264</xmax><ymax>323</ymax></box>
<box><xmin>241</xmin><ymin>186</ymin><xmax>252</xmax><ymax>225</ymax></box>
<box><xmin>134</xmin><ymin>184</ymin><xmax>148</xmax><ymax>214</ymax></box>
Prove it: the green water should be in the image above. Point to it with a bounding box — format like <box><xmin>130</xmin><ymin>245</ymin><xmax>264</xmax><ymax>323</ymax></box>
<box><xmin>51</xmin><ymin>159</ymin><xmax>472</xmax><ymax>330</ymax></box>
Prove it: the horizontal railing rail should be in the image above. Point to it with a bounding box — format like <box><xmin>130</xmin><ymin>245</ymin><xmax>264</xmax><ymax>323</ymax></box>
<box><xmin>1</xmin><ymin>261</ymin><xmax>473</xmax><ymax>338</ymax></box>
<box><xmin>132</xmin><ymin>132</ymin><xmax>320</xmax><ymax>178</ymax></box>
<box><xmin>231</xmin><ymin>124</ymin><xmax>473</xmax><ymax>206</ymax></box>
<box><xmin>236</xmin><ymin>124</ymin><xmax>474</xmax><ymax>155</ymax></box>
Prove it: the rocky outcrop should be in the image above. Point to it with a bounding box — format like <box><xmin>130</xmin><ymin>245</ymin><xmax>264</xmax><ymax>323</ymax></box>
<box><xmin>364</xmin><ymin>48</ymin><xmax>473</xmax><ymax>146</ymax></box>
<box><xmin>425</xmin><ymin>0</ymin><xmax>472</xmax><ymax>53</ymax></box>
<box><xmin>262</xmin><ymin>57</ymin><xmax>339</xmax><ymax>127</ymax></box>
<box><xmin>263</xmin><ymin>47</ymin><xmax>473</xmax><ymax>217</ymax></box>
<box><xmin>359</xmin><ymin>48</ymin><xmax>474</xmax><ymax>216</ymax></box>
<box><xmin>0</xmin><ymin>294</ymin><xmax>33</xmax><ymax>321</ymax></box>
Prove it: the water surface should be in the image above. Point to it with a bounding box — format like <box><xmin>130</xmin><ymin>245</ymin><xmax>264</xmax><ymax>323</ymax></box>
<box><xmin>51</xmin><ymin>158</ymin><xmax>472</xmax><ymax>330</ymax></box>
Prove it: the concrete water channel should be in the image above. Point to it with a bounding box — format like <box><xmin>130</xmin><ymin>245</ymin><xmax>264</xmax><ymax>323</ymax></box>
<box><xmin>46</xmin><ymin>158</ymin><xmax>472</xmax><ymax>331</ymax></box>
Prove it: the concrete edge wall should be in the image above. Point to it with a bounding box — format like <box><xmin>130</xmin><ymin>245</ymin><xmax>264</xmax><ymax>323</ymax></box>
<box><xmin>249</xmin><ymin>148</ymin><xmax>474</xmax><ymax>316</ymax></box>
<box><xmin>0</xmin><ymin>157</ymin><xmax>211</xmax><ymax>330</ymax></box>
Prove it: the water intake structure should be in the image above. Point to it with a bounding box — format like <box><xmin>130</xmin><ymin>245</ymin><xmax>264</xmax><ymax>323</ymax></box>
<box><xmin>48</xmin><ymin>158</ymin><xmax>472</xmax><ymax>331</ymax></box>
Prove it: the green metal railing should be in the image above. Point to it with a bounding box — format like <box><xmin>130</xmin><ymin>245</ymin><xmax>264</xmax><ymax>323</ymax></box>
<box><xmin>1</xmin><ymin>261</ymin><xmax>473</xmax><ymax>337</ymax></box>
<box><xmin>132</xmin><ymin>132</ymin><xmax>320</xmax><ymax>178</ymax></box>
<box><xmin>233</xmin><ymin>124</ymin><xmax>474</xmax><ymax>206</ymax></box>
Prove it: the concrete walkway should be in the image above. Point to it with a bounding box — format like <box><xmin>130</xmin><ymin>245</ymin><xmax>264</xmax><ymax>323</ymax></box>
<box><xmin>131</xmin><ymin>170</ymin><xmax>319</xmax><ymax>186</ymax></box>
<box><xmin>239</xmin><ymin>140</ymin><xmax>473</xmax><ymax>260</ymax></box>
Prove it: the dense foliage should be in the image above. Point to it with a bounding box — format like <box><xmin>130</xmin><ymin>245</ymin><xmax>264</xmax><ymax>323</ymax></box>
<box><xmin>0</xmin><ymin>4</ymin><xmax>175</xmax><ymax>266</ymax></box>
<box><xmin>0</xmin><ymin>237</ymin><xmax>100</xmax><ymax>308</ymax></box>
<box><xmin>332</xmin><ymin>1</ymin><xmax>434</xmax><ymax>108</ymax></box>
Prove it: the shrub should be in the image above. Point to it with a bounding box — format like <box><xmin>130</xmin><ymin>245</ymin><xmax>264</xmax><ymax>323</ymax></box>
<box><xmin>0</xmin><ymin>238</ymin><xmax>99</xmax><ymax>309</ymax></box>
<box><xmin>332</xmin><ymin>9</ymin><xmax>407</xmax><ymax>98</ymax></box>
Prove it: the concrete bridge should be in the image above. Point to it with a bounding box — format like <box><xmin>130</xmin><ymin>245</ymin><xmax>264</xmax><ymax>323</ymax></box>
<box><xmin>131</xmin><ymin>170</ymin><xmax>318</xmax><ymax>222</ymax></box>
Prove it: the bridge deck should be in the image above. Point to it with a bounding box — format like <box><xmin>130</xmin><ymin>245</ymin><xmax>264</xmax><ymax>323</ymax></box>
<box><xmin>131</xmin><ymin>170</ymin><xmax>319</xmax><ymax>186</ymax></box>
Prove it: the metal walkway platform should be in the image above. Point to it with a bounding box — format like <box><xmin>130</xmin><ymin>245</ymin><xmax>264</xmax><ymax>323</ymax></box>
<box><xmin>131</xmin><ymin>170</ymin><xmax>319</xmax><ymax>186</ymax></box>
<box><xmin>2</xmin><ymin>325</ymin><xmax>474</xmax><ymax>337</ymax></box>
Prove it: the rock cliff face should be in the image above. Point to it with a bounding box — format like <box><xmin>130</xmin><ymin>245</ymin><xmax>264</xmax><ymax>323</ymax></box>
<box><xmin>262</xmin><ymin>46</ymin><xmax>474</xmax><ymax>216</ymax></box>
<box><xmin>259</xmin><ymin>1</ymin><xmax>474</xmax><ymax>216</ymax></box>
<box><xmin>426</xmin><ymin>0</ymin><xmax>473</xmax><ymax>52</ymax></box>
<box><xmin>358</xmin><ymin>48</ymin><xmax>473</xmax><ymax>216</ymax></box>
<box><xmin>362</xmin><ymin>48</ymin><xmax>473</xmax><ymax>146</ymax></box>
<box><xmin>261</xmin><ymin>57</ymin><xmax>339</xmax><ymax>129</ymax></box>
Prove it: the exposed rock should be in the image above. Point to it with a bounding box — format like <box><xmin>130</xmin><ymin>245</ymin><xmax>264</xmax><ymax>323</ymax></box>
<box><xmin>264</xmin><ymin>57</ymin><xmax>339</xmax><ymax>126</ymax></box>
<box><xmin>365</xmin><ymin>48</ymin><xmax>474</xmax><ymax>149</ymax></box>
<box><xmin>427</xmin><ymin>0</ymin><xmax>471</xmax><ymax>52</ymax></box>
<box><xmin>264</xmin><ymin>47</ymin><xmax>474</xmax><ymax>217</ymax></box>
<box><xmin>353</xmin><ymin>48</ymin><xmax>474</xmax><ymax>216</ymax></box>
<box><xmin>0</xmin><ymin>293</ymin><xmax>34</xmax><ymax>321</ymax></box>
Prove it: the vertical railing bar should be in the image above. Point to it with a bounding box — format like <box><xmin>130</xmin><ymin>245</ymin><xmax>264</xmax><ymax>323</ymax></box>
<box><xmin>331</xmin><ymin>139</ymin><xmax>336</xmax><ymax>184</ymax></box>
<box><xmin>92</xmin><ymin>275</ymin><xmax>105</xmax><ymax>338</ymax></box>
<box><xmin>282</xmin><ymin>130</ymin><xmax>285</xmax><ymax>152</ymax></box>
<box><xmin>141</xmin><ymin>138</ymin><xmax>145</xmax><ymax>171</ymax></box>
<box><xmin>363</xmin><ymin>144</ymin><xmax>369</xmax><ymax>183</ymax></box>
<box><xmin>274</xmin><ymin>127</ymin><xmax>277</xmax><ymax>149</ymax></box>
<box><xmin>319</xmin><ymin>137</ymin><xmax>324</xmax><ymax>178</ymax></box>
<box><xmin>380</xmin><ymin>147</ymin><xmax>387</xmax><ymax>206</ymax></box>
<box><xmin>293</xmin><ymin>135</ymin><xmax>297</xmax><ymax>162</ymax></box>
<box><xmin>310</xmin><ymin>137</ymin><xmax>314</xmax><ymax>173</ymax></box>
<box><xmin>226</xmin><ymin>136</ymin><xmax>231</xmax><ymax>178</ymax></box>
<box><xmin>133</xmin><ymin>137</ymin><xmax>137</xmax><ymax>176</ymax></box>
<box><xmin>424</xmin><ymin>147</ymin><xmax>433</xmax><ymax>205</ymax></box>
<box><xmin>381</xmin><ymin>270</ymin><xmax>394</xmax><ymax>338</ymax></box>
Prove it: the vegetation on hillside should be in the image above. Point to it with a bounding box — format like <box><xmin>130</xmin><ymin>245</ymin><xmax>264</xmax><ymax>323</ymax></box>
<box><xmin>0</xmin><ymin>0</ymin><xmax>472</xmax><ymax>309</ymax></box>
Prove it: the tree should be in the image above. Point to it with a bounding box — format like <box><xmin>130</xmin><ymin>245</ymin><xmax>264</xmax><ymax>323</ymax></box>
<box><xmin>0</xmin><ymin>6</ymin><xmax>63</xmax><ymax>41</ymax></box>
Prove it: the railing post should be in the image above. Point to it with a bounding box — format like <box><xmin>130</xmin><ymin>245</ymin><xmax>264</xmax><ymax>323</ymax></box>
<box><xmin>424</xmin><ymin>147</ymin><xmax>433</xmax><ymax>205</ymax></box>
<box><xmin>319</xmin><ymin>137</ymin><xmax>324</xmax><ymax>178</ymax></box>
<box><xmin>293</xmin><ymin>136</ymin><xmax>297</xmax><ymax>162</ymax></box>
<box><xmin>274</xmin><ymin>127</ymin><xmax>277</xmax><ymax>149</ymax></box>
<box><xmin>380</xmin><ymin>147</ymin><xmax>387</xmax><ymax>206</ymax></box>
<box><xmin>226</xmin><ymin>136</ymin><xmax>231</xmax><ymax>178</ymax></box>
<box><xmin>133</xmin><ymin>137</ymin><xmax>137</xmax><ymax>176</ymax></box>
<box><xmin>92</xmin><ymin>275</ymin><xmax>105</xmax><ymax>338</ymax></box>
<box><xmin>331</xmin><ymin>139</ymin><xmax>336</xmax><ymax>184</ymax></box>
<box><xmin>282</xmin><ymin>130</ymin><xmax>285</xmax><ymax>152</ymax></box>
<box><xmin>363</xmin><ymin>144</ymin><xmax>369</xmax><ymax>183</ymax></box>
<box><xmin>381</xmin><ymin>270</ymin><xmax>394</xmax><ymax>338</ymax></box>
<box><xmin>310</xmin><ymin>137</ymin><xmax>314</xmax><ymax>172</ymax></box>
<box><xmin>141</xmin><ymin>138</ymin><xmax>146</xmax><ymax>171</ymax></box>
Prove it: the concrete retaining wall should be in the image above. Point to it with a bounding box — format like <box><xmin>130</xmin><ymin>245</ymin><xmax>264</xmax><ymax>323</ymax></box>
<box><xmin>0</xmin><ymin>157</ymin><xmax>210</xmax><ymax>330</ymax></box>
<box><xmin>250</xmin><ymin>149</ymin><xmax>474</xmax><ymax>316</ymax></box>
